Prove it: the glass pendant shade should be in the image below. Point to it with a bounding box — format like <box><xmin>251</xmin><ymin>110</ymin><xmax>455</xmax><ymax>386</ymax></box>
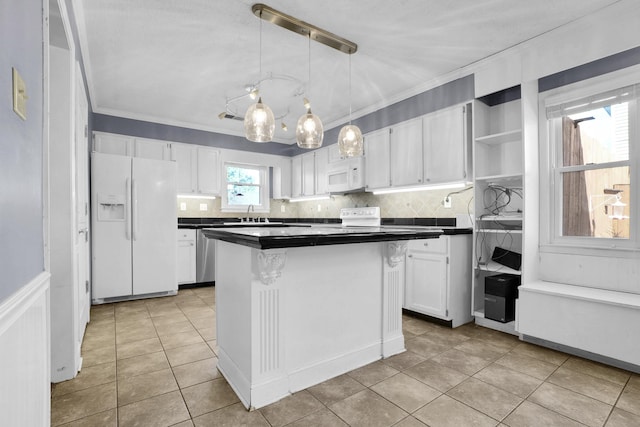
<box><xmin>338</xmin><ymin>124</ymin><xmax>363</xmax><ymax>157</ymax></box>
<box><xmin>296</xmin><ymin>108</ymin><xmax>324</xmax><ymax>148</ymax></box>
<box><xmin>244</xmin><ymin>97</ymin><xmax>275</xmax><ymax>142</ymax></box>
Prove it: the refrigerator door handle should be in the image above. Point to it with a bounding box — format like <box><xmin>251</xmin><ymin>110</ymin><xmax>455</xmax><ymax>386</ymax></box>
<box><xmin>132</xmin><ymin>179</ymin><xmax>138</xmax><ymax>241</ymax></box>
<box><xmin>125</xmin><ymin>177</ymin><xmax>131</xmax><ymax>240</ymax></box>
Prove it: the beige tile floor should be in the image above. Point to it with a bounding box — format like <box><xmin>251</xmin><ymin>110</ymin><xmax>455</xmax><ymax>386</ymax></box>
<box><xmin>51</xmin><ymin>286</ymin><xmax>640</xmax><ymax>426</ymax></box>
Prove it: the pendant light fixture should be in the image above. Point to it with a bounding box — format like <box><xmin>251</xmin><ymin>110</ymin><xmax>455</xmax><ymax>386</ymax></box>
<box><xmin>296</xmin><ymin>34</ymin><xmax>323</xmax><ymax>149</ymax></box>
<box><xmin>244</xmin><ymin>11</ymin><xmax>275</xmax><ymax>143</ymax></box>
<box><xmin>337</xmin><ymin>52</ymin><xmax>363</xmax><ymax>157</ymax></box>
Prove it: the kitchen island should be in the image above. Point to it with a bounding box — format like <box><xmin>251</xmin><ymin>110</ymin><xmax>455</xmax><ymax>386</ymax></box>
<box><xmin>202</xmin><ymin>226</ymin><xmax>441</xmax><ymax>409</ymax></box>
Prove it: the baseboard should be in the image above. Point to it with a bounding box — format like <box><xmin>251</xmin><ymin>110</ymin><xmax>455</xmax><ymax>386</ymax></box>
<box><xmin>0</xmin><ymin>272</ymin><xmax>51</xmax><ymax>427</ymax></box>
<box><xmin>522</xmin><ymin>335</ymin><xmax>640</xmax><ymax>374</ymax></box>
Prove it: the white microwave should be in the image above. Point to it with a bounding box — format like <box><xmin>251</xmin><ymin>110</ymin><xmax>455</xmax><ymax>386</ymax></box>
<box><xmin>327</xmin><ymin>156</ymin><xmax>365</xmax><ymax>193</ymax></box>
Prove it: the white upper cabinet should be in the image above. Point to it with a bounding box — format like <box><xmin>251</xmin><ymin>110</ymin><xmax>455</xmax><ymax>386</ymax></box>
<box><xmin>390</xmin><ymin>117</ymin><xmax>423</xmax><ymax>187</ymax></box>
<box><xmin>364</xmin><ymin>128</ymin><xmax>391</xmax><ymax>190</ymax></box>
<box><xmin>314</xmin><ymin>147</ymin><xmax>329</xmax><ymax>195</ymax></box>
<box><xmin>423</xmin><ymin>104</ymin><xmax>467</xmax><ymax>184</ymax></box>
<box><xmin>196</xmin><ymin>146</ymin><xmax>220</xmax><ymax>196</ymax></box>
<box><xmin>291</xmin><ymin>155</ymin><xmax>303</xmax><ymax>197</ymax></box>
<box><xmin>134</xmin><ymin>138</ymin><xmax>170</xmax><ymax>161</ymax></box>
<box><xmin>93</xmin><ymin>132</ymin><xmax>133</xmax><ymax>156</ymax></box>
<box><xmin>171</xmin><ymin>143</ymin><xmax>197</xmax><ymax>194</ymax></box>
<box><xmin>301</xmin><ymin>152</ymin><xmax>316</xmax><ymax>196</ymax></box>
<box><xmin>170</xmin><ymin>143</ymin><xmax>220</xmax><ymax>196</ymax></box>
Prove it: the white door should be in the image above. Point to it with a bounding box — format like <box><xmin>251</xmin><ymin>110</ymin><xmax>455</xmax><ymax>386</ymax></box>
<box><xmin>91</xmin><ymin>153</ymin><xmax>133</xmax><ymax>300</ymax></box>
<box><xmin>74</xmin><ymin>64</ymin><xmax>90</xmax><ymax>343</ymax></box>
<box><xmin>132</xmin><ymin>157</ymin><xmax>177</xmax><ymax>295</ymax></box>
<box><xmin>405</xmin><ymin>252</ymin><xmax>448</xmax><ymax>318</ymax></box>
<box><xmin>423</xmin><ymin>105</ymin><xmax>466</xmax><ymax>184</ymax></box>
<box><xmin>364</xmin><ymin>128</ymin><xmax>390</xmax><ymax>190</ymax></box>
<box><xmin>390</xmin><ymin>118</ymin><xmax>423</xmax><ymax>186</ymax></box>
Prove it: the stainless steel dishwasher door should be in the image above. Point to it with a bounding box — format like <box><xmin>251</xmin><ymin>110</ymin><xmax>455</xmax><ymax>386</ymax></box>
<box><xmin>196</xmin><ymin>229</ymin><xmax>216</xmax><ymax>283</ymax></box>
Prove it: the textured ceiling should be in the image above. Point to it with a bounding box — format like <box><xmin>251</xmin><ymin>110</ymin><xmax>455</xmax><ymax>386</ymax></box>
<box><xmin>73</xmin><ymin>0</ymin><xmax>619</xmax><ymax>144</ymax></box>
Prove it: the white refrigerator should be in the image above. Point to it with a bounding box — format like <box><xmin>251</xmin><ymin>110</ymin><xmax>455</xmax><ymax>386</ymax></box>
<box><xmin>91</xmin><ymin>152</ymin><xmax>177</xmax><ymax>302</ymax></box>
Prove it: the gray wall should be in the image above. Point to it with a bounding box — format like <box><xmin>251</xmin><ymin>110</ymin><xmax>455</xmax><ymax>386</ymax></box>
<box><xmin>0</xmin><ymin>0</ymin><xmax>45</xmax><ymax>302</ymax></box>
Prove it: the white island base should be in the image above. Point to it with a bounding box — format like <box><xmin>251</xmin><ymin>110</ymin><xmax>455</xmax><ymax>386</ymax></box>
<box><xmin>215</xmin><ymin>239</ymin><xmax>407</xmax><ymax>410</ymax></box>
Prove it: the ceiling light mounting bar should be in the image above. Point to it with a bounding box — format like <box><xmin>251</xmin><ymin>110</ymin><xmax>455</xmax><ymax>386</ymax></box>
<box><xmin>252</xmin><ymin>3</ymin><xmax>357</xmax><ymax>54</ymax></box>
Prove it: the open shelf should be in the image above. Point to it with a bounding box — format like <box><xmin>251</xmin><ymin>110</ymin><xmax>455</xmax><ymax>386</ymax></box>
<box><xmin>473</xmin><ymin>309</ymin><xmax>518</xmax><ymax>335</ymax></box>
<box><xmin>476</xmin><ymin>229</ymin><xmax>522</xmax><ymax>234</ymax></box>
<box><xmin>475</xmin><ymin>173</ymin><xmax>523</xmax><ymax>182</ymax></box>
<box><xmin>476</xmin><ymin>261</ymin><xmax>522</xmax><ymax>275</ymax></box>
<box><xmin>476</xmin><ymin>215</ymin><xmax>523</xmax><ymax>222</ymax></box>
<box><xmin>475</xmin><ymin>129</ymin><xmax>522</xmax><ymax>145</ymax></box>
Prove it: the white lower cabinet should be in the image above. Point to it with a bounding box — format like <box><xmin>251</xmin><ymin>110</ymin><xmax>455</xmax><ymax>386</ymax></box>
<box><xmin>404</xmin><ymin>234</ymin><xmax>472</xmax><ymax>327</ymax></box>
<box><xmin>177</xmin><ymin>229</ymin><xmax>196</xmax><ymax>284</ymax></box>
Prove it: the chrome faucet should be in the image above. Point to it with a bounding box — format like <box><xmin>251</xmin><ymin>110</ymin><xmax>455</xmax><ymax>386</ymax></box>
<box><xmin>246</xmin><ymin>204</ymin><xmax>255</xmax><ymax>222</ymax></box>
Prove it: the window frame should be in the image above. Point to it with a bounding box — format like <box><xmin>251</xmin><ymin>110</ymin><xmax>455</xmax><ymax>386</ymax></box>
<box><xmin>540</xmin><ymin>67</ymin><xmax>640</xmax><ymax>253</ymax></box>
<box><xmin>220</xmin><ymin>162</ymin><xmax>270</xmax><ymax>214</ymax></box>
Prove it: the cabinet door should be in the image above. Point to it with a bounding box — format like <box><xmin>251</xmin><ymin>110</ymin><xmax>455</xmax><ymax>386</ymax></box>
<box><xmin>134</xmin><ymin>138</ymin><xmax>170</xmax><ymax>160</ymax></box>
<box><xmin>390</xmin><ymin>118</ymin><xmax>424</xmax><ymax>186</ymax></box>
<box><xmin>302</xmin><ymin>152</ymin><xmax>315</xmax><ymax>196</ymax></box>
<box><xmin>291</xmin><ymin>156</ymin><xmax>302</xmax><ymax>197</ymax></box>
<box><xmin>93</xmin><ymin>132</ymin><xmax>133</xmax><ymax>156</ymax></box>
<box><xmin>405</xmin><ymin>251</ymin><xmax>448</xmax><ymax>318</ymax></box>
<box><xmin>177</xmin><ymin>238</ymin><xmax>196</xmax><ymax>284</ymax></box>
<box><xmin>364</xmin><ymin>128</ymin><xmax>390</xmax><ymax>190</ymax></box>
<box><xmin>424</xmin><ymin>105</ymin><xmax>466</xmax><ymax>183</ymax></box>
<box><xmin>171</xmin><ymin>144</ymin><xmax>197</xmax><ymax>194</ymax></box>
<box><xmin>328</xmin><ymin>144</ymin><xmax>344</xmax><ymax>163</ymax></box>
<box><xmin>314</xmin><ymin>147</ymin><xmax>329</xmax><ymax>195</ymax></box>
<box><xmin>196</xmin><ymin>147</ymin><xmax>220</xmax><ymax>195</ymax></box>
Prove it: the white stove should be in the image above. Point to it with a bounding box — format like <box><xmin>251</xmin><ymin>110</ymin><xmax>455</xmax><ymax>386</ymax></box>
<box><xmin>340</xmin><ymin>207</ymin><xmax>381</xmax><ymax>227</ymax></box>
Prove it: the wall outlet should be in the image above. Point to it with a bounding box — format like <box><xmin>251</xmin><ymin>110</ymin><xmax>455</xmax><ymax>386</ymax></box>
<box><xmin>281</xmin><ymin>205</ymin><xmax>286</xmax><ymax>213</ymax></box>
<box><xmin>443</xmin><ymin>196</ymin><xmax>452</xmax><ymax>208</ymax></box>
<box><xmin>317</xmin><ymin>204</ymin><xmax>322</xmax><ymax>212</ymax></box>
<box><xmin>180</xmin><ymin>202</ymin><xmax>187</xmax><ymax>211</ymax></box>
<box><xmin>199</xmin><ymin>203</ymin><xmax>208</xmax><ymax>211</ymax></box>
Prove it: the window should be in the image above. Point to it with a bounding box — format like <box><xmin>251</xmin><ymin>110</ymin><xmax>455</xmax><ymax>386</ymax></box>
<box><xmin>543</xmin><ymin>79</ymin><xmax>639</xmax><ymax>249</ymax></box>
<box><xmin>221</xmin><ymin>163</ymin><xmax>270</xmax><ymax>213</ymax></box>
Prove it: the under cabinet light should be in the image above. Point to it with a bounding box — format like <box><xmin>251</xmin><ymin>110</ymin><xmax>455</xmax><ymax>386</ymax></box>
<box><xmin>178</xmin><ymin>194</ymin><xmax>217</xmax><ymax>200</ymax></box>
<box><xmin>372</xmin><ymin>182</ymin><xmax>466</xmax><ymax>195</ymax></box>
<box><xmin>289</xmin><ymin>195</ymin><xmax>331</xmax><ymax>203</ymax></box>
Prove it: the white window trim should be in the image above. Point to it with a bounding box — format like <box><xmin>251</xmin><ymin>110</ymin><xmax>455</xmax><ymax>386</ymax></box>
<box><xmin>539</xmin><ymin>65</ymin><xmax>640</xmax><ymax>254</ymax></box>
<box><xmin>220</xmin><ymin>162</ymin><xmax>271</xmax><ymax>214</ymax></box>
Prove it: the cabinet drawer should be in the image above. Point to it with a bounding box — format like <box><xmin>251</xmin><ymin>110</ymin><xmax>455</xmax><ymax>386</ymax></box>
<box><xmin>407</xmin><ymin>237</ymin><xmax>447</xmax><ymax>254</ymax></box>
<box><xmin>177</xmin><ymin>229</ymin><xmax>196</xmax><ymax>241</ymax></box>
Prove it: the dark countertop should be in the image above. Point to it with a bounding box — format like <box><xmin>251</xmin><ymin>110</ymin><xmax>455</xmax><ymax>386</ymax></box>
<box><xmin>177</xmin><ymin>217</ymin><xmax>471</xmax><ymax>235</ymax></box>
<box><xmin>201</xmin><ymin>226</ymin><xmax>444</xmax><ymax>250</ymax></box>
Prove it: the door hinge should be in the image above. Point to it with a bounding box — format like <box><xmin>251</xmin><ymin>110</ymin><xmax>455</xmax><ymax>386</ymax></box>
<box><xmin>85</xmin><ymin>280</ymin><xmax>89</xmax><ymax>293</ymax></box>
<box><xmin>84</xmin><ymin>125</ymin><xmax>88</xmax><ymax>138</ymax></box>
<box><xmin>446</xmin><ymin>309</ymin><xmax>449</xmax><ymax>317</ymax></box>
<box><xmin>85</xmin><ymin>202</ymin><xmax>88</xmax><ymax>216</ymax></box>
<box><xmin>446</xmin><ymin>256</ymin><xmax>449</xmax><ymax>265</ymax></box>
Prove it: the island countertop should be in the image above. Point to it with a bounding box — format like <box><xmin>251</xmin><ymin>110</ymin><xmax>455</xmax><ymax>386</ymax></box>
<box><xmin>201</xmin><ymin>226</ymin><xmax>444</xmax><ymax>249</ymax></box>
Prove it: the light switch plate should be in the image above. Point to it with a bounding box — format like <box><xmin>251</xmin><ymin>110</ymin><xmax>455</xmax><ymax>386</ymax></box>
<box><xmin>199</xmin><ymin>203</ymin><xmax>208</xmax><ymax>211</ymax></box>
<box><xmin>180</xmin><ymin>202</ymin><xmax>187</xmax><ymax>211</ymax></box>
<box><xmin>12</xmin><ymin>67</ymin><xmax>27</xmax><ymax>120</ymax></box>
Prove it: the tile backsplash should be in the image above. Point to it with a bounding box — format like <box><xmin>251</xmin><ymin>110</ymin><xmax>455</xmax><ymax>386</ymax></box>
<box><xmin>177</xmin><ymin>187</ymin><xmax>473</xmax><ymax>220</ymax></box>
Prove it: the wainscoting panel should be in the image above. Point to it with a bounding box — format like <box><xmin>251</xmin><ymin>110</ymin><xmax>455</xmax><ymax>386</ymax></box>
<box><xmin>0</xmin><ymin>272</ymin><xmax>51</xmax><ymax>427</ymax></box>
